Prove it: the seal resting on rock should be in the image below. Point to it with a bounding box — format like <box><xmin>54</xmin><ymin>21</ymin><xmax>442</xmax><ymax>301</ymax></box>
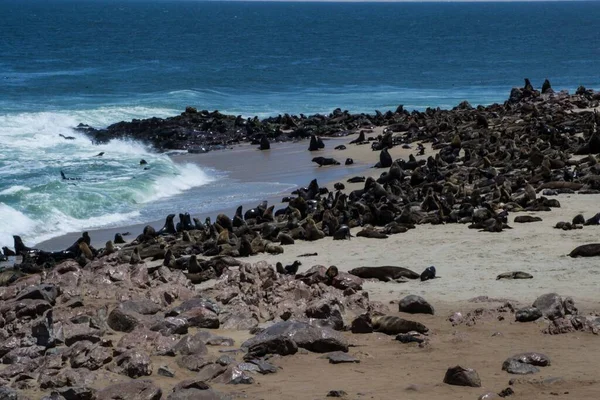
<box><xmin>349</xmin><ymin>266</ymin><xmax>419</xmax><ymax>282</ymax></box>
<box><xmin>569</xmin><ymin>243</ymin><xmax>600</xmax><ymax>258</ymax></box>
<box><xmin>371</xmin><ymin>315</ymin><xmax>429</xmax><ymax>335</ymax></box>
<box><xmin>312</xmin><ymin>157</ymin><xmax>340</xmax><ymax>167</ymax></box>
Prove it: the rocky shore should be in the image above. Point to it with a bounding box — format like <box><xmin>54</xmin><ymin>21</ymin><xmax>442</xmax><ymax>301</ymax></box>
<box><xmin>2</xmin><ymin>80</ymin><xmax>600</xmax><ymax>399</ymax></box>
<box><xmin>76</xmin><ymin>79</ymin><xmax>600</xmax><ymax>154</ymax></box>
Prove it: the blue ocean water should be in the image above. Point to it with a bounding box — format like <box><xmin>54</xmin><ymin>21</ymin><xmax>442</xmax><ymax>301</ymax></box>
<box><xmin>1</xmin><ymin>0</ymin><xmax>599</xmax><ymax>248</ymax></box>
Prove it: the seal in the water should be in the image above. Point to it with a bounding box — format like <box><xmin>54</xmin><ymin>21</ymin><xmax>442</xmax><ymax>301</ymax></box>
<box><xmin>349</xmin><ymin>266</ymin><xmax>420</xmax><ymax>282</ymax></box>
<box><xmin>94</xmin><ymin>152</ymin><xmax>105</xmax><ymax>157</ymax></box>
<box><xmin>312</xmin><ymin>157</ymin><xmax>340</xmax><ymax>167</ymax></box>
<box><xmin>420</xmin><ymin>266</ymin><xmax>436</xmax><ymax>281</ymax></box>
<box><xmin>496</xmin><ymin>271</ymin><xmax>533</xmax><ymax>280</ymax></box>
<box><xmin>371</xmin><ymin>315</ymin><xmax>429</xmax><ymax>335</ymax></box>
<box><xmin>140</xmin><ymin>159</ymin><xmax>148</xmax><ymax>165</ymax></box>
<box><xmin>569</xmin><ymin>243</ymin><xmax>600</xmax><ymax>258</ymax></box>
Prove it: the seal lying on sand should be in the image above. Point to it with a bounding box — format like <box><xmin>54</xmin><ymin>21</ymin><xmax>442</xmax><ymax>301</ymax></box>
<box><xmin>420</xmin><ymin>266</ymin><xmax>436</xmax><ymax>281</ymax></box>
<box><xmin>569</xmin><ymin>243</ymin><xmax>600</xmax><ymax>258</ymax></box>
<box><xmin>497</xmin><ymin>271</ymin><xmax>533</xmax><ymax>280</ymax></box>
<box><xmin>372</xmin><ymin>315</ymin><xmax>429</xmax><ymax>335</ymax></box>
<box><xmin>312</xmin><ymin>157</ymin><xmax>340</xmax><ymax>167</ymax></box>
<box><xmin>349</xmin><ymin>266</ymin><xmax>420</xmax><ymax>282</ymax></box>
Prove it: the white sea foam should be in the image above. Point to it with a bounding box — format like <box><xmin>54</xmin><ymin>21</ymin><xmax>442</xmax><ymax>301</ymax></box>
<box><xmin>0</xmin><ymin>186</ymin><xmax>30</xmax><ymax>195</ymax></box>
<box><xmin>0</xmin><ymin>107</ymin><xmax>214</xmax><ymax>248</ymax></box>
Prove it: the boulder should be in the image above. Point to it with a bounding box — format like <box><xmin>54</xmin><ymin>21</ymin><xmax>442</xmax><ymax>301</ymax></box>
<box><xmin>242</xmin><ymin>320</ymin><xmax>348</xmax><ymax>353</ymax></box>
<box><xmin>443</xmin><ymin>366</ymin><xmax>481</xmax><ymax>387</ymax></box>
<box><xmin>532</xmin><ymin>293</ymin><xmax>564</xmax><ymax>320</ymax></box>
<box><xmin>95</xmin><ymin>380</ymin><xmax>162</xmax><ymax>400</ymax></box>
<box><xmin>108</xmin><ymin>350</ymin><xmax>153</xmax><ymax>378</ymax></box>
<box><xmin>107</xmin><ymin>300</ymin><xmax>161</xmax><ymax>333</ymax></box>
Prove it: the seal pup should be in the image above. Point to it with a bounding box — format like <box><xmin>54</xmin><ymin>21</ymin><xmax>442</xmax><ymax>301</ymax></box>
<box><xmin>420</xmin><ymin>266</ymin><xmax>436</xmax><ymax>281</ymax></box>
<box><xmin>312</xmin><ymin>157</ymin><xmax>340</xmax><ymax>167</ymax></box>
<box><xmin>345</xmin><ymin>158</ymin><xmax>354</xmax><ymax>165</ymax></box>
<box><xmin>129</xmin><ymin>247</ymin><xmax>142</xmax><ymax>264</ymax></box>
<box><xmin>78</xmin><ymin>241</ymin><xmax>94</xmax><ymax>260</ymax></box>
<box><xmin>104</xmin><ymin>240</ymin><xmax>115</xmax><ymax>256</ymax></box>
<box><xmin>372</xmin><ymin>315</ymin><xmax>429</xmax><ymax>335</ymax></box>
<box><xmin>349</xmin><ymin>266</ymin><xmax>420</xmax><ymax>282</ymax></box>
<box><xmin>347</xmin><ymin>176</ymin><xmax>365</xmax><ymax>183</ymax></box>
<box><xmin>114</xmin><ymin>233</ymin><xmax>126</xmax><ymax>244</ymax></box>
<box><xmin>188</xmin><ymin>255</ymin><xmax>202</xmax><ymax>273</ymax></box>
<box><xmin>497</xmin><ymin>271</ymin><xmax>533</xmax><ymax>280</ymax></box>
<box><xmin>325</xmin><ymin>265</ymin><xmax>339</xmax><ymax>282</ymax></box>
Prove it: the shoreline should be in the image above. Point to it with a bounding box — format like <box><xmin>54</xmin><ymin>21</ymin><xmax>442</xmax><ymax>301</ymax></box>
<box><xmin>36</xmin><ymin>137</ymin><xmax>369</xmax><ymax>251</ymax></box>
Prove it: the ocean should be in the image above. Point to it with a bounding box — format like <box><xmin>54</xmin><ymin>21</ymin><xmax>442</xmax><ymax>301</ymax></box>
<box><xmin>1</xmin><ymin>0</ymin><xmax>599</xmax><ymax>249</ymax></box>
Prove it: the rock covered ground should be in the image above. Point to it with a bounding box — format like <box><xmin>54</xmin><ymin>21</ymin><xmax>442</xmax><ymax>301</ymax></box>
<box><xmin>2</xmin><ymin>80</ymin><xmax>600</xmax><ymax>399</ymax></box>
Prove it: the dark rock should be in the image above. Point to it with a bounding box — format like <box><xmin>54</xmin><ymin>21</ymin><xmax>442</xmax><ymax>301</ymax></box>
<box><xmin>58</xmin><ymin>387</ymin><xmax>96</xmax><ymax>400</ymax></box>
<box><xmin>443</xmin><ymin>366</ymin><xmax>481</xmax><ymax>387</ymax></box>
<box><xmin>107</xmin><ymin>300</ymin><xmax>161</xmax><ymax>333</ymax></box>
<box><xmin>242</xmin><ymin>320</ymin><xmax>348</xmax><ymax>353</ymax></box>
<box><xmin>158</xmin><ymin>365</ymin><xmax>176</xmax><ymax>378</ymax></box>
<box><xmin>245</xmin><ymin>336</ymin><xmax>298</xmax><ymax>359</ymax></box>
<box><xmin>398</xmin><ymin>295</ymin><xmax>435</xmax><ymax>315</ymax></box>
<box><xmin>173</xmin><ymin>333</ymin><xmax>209</xmax><ymax>356</ymax></box>
<box><xmin>502</xmin><ymin>359</ymin><xmax>540</xmax><ymax>375</ymax></box>
<box><xmin>323</xmin><ymin>351</ymin><xmax>360</xmax><ymax>364</ymax></box>
<box><xmin>108</xmin><ymin>350</ymin><xmax>153</xmax><ymax>378</ymax></box>
<box><xmin>95</xmin><ymin>380</ymin><xmax>162</xmax><ymax>400</ymax></box>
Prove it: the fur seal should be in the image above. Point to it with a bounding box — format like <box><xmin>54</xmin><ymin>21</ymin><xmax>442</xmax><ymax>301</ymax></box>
<box><xmin>104</xmin><ymin>241</ymin><xmax>115</xmax><ymax>256</ymax></box>
<box><xmin>2</xmin><ymin>246</ymin><xmax>15</xmax><ymax>257</ymax></box>
<box><xmin>129</xmin><ymin>247</ymin><xmax>141</xmax><ymax>264</ymax></box>
<box><xmin>188</xmin><ymin>255</ymin><xmax>202</xmax><ymax>273</ymax></box>
<box><xmin>312</xmin><ymin>157</ymin><xmax>340</xmax><ymax>167</ymax></box>
<box><xmin>13</xmin><ymin>235</ymin><xmax>39</xmax><ymax>257</ymax></box>
<box><xmin>114</xmin><ymin>233</ymin><xmax>126</xmax><ymax>244</ymax></box>
<box><xmin>334</xmin><ymin>182</ymin><xmax>345</xmax><ymax>191</ymax></box>
<box><xmin>356</xmin><ymin>228</ymin><xmax>388</xmax><ymax>239</ymax></box>
<box><xmin>347</xmin><ymin>176</ymin><xmax>365</xmax><ymax>183</ymax></box>
<box><xmin>157</xmin><ymin>214</ymin><xmax>176</xmax><ymax>235</ymax></box>
<box><xmin>276</xmin><ymin>260</ymin><xmax>301</xmax><ymax>275</ymax></box>
<box><xmin>569</xmin><ymin>243</ymin><xmax>600</xmax><ymax>258</ymax></box>
<box><xmin>375</xmin><ymin>148</ymin><xmax>392</xmax><ymax>168</ymax></box>
<box><xmin>335</xmin><ymin>145</ymin><xmax>346</xmax><ymax>150</ymax></box>
<box><xmin>496</xmin><ymin>271</ymin><xmax>533</xmax><ymax>280</ymax></box>
<box><xmin>572</xmin><ymin>214</ymin><xmax>585</xmax><ymax>225</ymax></box>
<box><xmin>333</xmin><ymin>225</ymin><xmax>351</xmax><ymax>240</ymax></box>
<box><xmin>259</xmin><ymin>135</ymin><xmax>270</xmax><ymax>150</ymax></box>
<box><xmin>514</xmin><ymin>216</ymin><xmax>542</xmax><ymax>223</ymax></box>
<box><xmin>420</xmin><ymin>266</ymin><xmax>436</xmax><ymax>281</ymax></box>
<box><xmin>349</xmin><ymin>266</ymin><xmax>420</xmax><ymax>282</ymax></box>
<box><xmin>78</xmin><ymin>241</ymin><xmax>94</xmax><ymax>260</ymax></box>
<box><xmin>308</xmin><ymin>135</ymin><xmax>325</xmax><ymax>151</ymax></box>
<box><xmin>345</xmin><ymin>158</ymin><xmax>354</xmax><ymax>165</ymax></box>
<box><xmin>325</xmin><ymin>265</ymin><xmax>339</xmax><ymax>281</ymax></box>
<box><xmin>371</xmin><ymin>315</ymin><xmax>429</xmax><ymax>335</ymax></box>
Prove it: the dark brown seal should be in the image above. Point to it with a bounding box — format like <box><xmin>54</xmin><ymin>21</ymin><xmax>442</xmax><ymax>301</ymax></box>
<box><xmin>348</xmin><ymin>266</ymin><xmax>419</xmax><ymax>282</ymax></box>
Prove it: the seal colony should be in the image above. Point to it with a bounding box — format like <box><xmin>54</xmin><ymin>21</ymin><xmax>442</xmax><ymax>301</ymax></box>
<box><xmin>2</xmin><ymin>81</ymin><xmax>600</xmax><ymax>399</ymax></box>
